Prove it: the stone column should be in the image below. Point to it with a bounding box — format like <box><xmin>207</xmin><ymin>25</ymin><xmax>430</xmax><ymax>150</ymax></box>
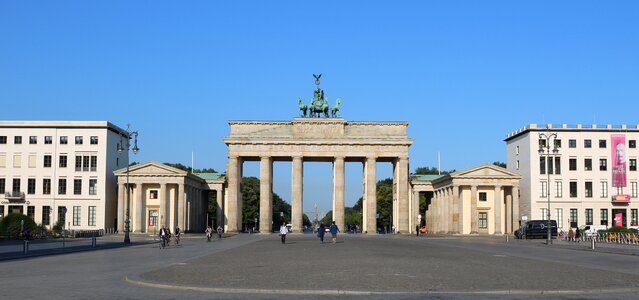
<box><xmin>453</xmin><ymin>185</ymin><xmax>461</xmax><ymax>234</ymax></box>
<box><xmin>117</xmin><ymin>183</ymin><xmax>125</xmax><ymax>232</ymax></box>
<box><xmin>512</xmin><ymin>186</ymin><xmax>520</xmax><ymax>232</ymax></box>
<box><xmin>332</xmin><ymin>156</ymin><xmax>345</xmax><ymax>231</ymax></box>
<box><xmin>432</xmin><ymin>191</ymin><xmax>438</xmax><ymax>233</ymax></box>
<box><xmin>159</xmin><ymin>183</ymin><xmax>167</xmax><ymax>227</ymax></box>
<box><xmin>225</xmin><ymin>156</ymin><xmax>240</xmax><ymax>233</ymax></box>
<box><xmin>506</xmin><ymin>193</ymin><xmax>512</xmax><ymax>234</ymax></box>
<box><xmin>260</xmin><ymin>156</ymin><xmax>273</xmax><ymax>233</ymax></box>
<box><xmin>216</xmin><ymin>189</ymin><xmax>223</xmax><ymax>228</ymax></box>
<box><xmin>444</xmin><ymin>188</ymin><xmax>451</xmax><ymax>234</ymax></box>
<box><xmin>291</xmin><ymin>156</ymin><xmax>303</xmax><ymax>232</ymax></box>
<box><xmin>136</xmin><ymin>183</ymin><xmax>145</xmax><ymax>233</ymax></box>
<box><xmin>470</xmin><ymin>185</ymin><xmax>478</xmax><ymax>234</ymax></box>
<box><xmin>178</xmin><ymin>183</ymin><xmax>185</xmax><ymax>231</ymax></box>
<box><xmin>494</xmin><ymin>185</ymin><xmax>502</xmax><ymax>234</ymax></box>
<box><xmin>365</xmin><ymin>156</ymin><xmax>377</xmax><ymax>234</ymax></box>
<box><xmin>397</xmin><ymin>157</ymin><xmax>409</xmax><ymax>233</ymax></box>
<box><xmin>413</xmin><ymin>190</ymin><xmax>420</xmax><ymax>231</ymax></box>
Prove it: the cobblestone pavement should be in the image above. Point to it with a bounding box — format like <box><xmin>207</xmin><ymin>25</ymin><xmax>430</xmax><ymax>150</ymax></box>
<box><xmin>1</xmin><ymin>233</ymin><xmax>639</xmax><ymax>299</ymax></box>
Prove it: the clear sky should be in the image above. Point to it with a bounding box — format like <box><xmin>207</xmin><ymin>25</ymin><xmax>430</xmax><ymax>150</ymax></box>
<box><xmin>2</xmin><ymin>1</ymin><xmax>638</xmax><ymax>215</ymax></box>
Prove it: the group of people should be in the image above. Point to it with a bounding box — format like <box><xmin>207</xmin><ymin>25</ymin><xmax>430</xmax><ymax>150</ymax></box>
<box><xmin>278</xmin><ymin>221</ymin><xmax>340</xmax><ymax>244</ymax></box>
<box><xmin>158</xmin><ymin>225</ymin><xmax>180</xmax><ymax>248</ymax></box>
<box><xmin>205</xmin><ymin>226</ymin><xmax>224</xmax><ymax>242</ymax></box>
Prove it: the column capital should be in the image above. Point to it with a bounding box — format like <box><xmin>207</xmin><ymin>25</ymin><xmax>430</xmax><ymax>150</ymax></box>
<box><xmin>334</xmin><ymin>156</ymin><xmax>345</xmax><ymax>161</ymax></box>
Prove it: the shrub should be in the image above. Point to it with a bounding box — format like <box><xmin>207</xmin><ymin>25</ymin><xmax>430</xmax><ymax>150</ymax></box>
<box><xmin>0</xmin><ymin>214</ymin><xmax>38</xmax><ymax>239</ymax></box>
<box><xmin>603</xmin><ymin>226</ymin><xmax>635</xmax><ymax>234</ymax></box>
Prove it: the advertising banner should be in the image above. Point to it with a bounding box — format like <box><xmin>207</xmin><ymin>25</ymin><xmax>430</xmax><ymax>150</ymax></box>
<box><xmin>611</xmin><ymin>134</ymin><xmax>627</xmax><ymax>187</ymax></box>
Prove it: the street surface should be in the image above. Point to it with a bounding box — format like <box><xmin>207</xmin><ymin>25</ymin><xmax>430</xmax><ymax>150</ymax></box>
<box><xmin>1</xmin><ymin>233</ymin><xmax>638</xmax><ymax>299</ymax></box>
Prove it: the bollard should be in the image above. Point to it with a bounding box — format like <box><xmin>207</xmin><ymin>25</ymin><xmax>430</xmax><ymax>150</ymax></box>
<box><xmin>23</xmin><ymin>240</ymin><xmax>29</xmax><ymax>255</ymax></box>
<box><xmin>92</xmin><ymin>236</ymin><xmax>97</xmax><ymax>248</ymax></box>
<box><xmin>591</xmin><ymin>238</ymin><xmax>595</xmax><ymax>250</ymax></box>
<box><xmin>506</xmin><ymin>235</ymin><xmax>509</xmax><ymax>243</ymax></box>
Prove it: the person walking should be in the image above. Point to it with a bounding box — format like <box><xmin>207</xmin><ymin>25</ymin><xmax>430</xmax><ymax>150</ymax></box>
<box><xmin>329</xmin><ymin>221</ymin><xmax>340</xmax><ymax>244</ymax></box>
<box><xmin>205</xmin><ymin>226</ymin><xmax>212</xmax><ymax>242</ymax></box>
<box><xmin>318</xmin><ymin>223</ymin><xmax>326</xmax><ymax>244</ymax></box>
<box><xmin>575</xmin><ymin>227</ymin><xmax>581</xmax><ymax>243</ymax></box>
<box><xmin>159</xmin><ymin>225</ymin><xmax>168</xmax><ymax>248</ymax></box>
<box><xmin>279</xmin><ymin>222</ymin><xmax>288</xmax><ymax>244</ymax></box>
<box><xmin>216</xmin><ymin>225</ymin><xmax>223</xmax><ymax>240</ymax></box>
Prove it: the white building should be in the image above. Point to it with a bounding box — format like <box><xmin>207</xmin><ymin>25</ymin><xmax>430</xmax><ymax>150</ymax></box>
<box><xmin>505</xmin><ymin>124</ymin><xmax>639</xmax><ymax>230</ymax></box>
<box><xmin>0</xmin><ymin>121</ymin><xmax>129</xmax><ymax>231</ymax></box>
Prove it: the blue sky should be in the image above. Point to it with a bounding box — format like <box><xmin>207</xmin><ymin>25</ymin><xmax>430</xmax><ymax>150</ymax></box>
<box><xmin>2</xmin><ymin>1</ymin><xmax>638</xmax><ymax>215</ymax></box>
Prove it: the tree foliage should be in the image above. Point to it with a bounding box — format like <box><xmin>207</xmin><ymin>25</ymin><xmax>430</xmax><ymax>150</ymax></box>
<box><xmin>163</xmin><ymin>162</ymin><xmax>217</xmax><ymax>173</ymax></box>
<box><xmin>493</xmin><ymin>161</ymin><xmax>507</xmax><ymax>168</ymax></box>
<box><xmin>414</xmin><ymin>166</ymin><xmax>455</xmax><ymax>175</ymax></box>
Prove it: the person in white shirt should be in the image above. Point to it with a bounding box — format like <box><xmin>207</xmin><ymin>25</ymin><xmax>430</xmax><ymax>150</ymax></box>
<box><xmin>279</xmin><ymin>222</ymin><xmax>288</xmax><ymax>244</ymax></box>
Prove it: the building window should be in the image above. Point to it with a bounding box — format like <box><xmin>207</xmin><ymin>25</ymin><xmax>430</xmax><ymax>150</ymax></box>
<box><xmin>584</xmin><ymin>139</ymin><xmax>591</xmax><ymax>148</ymax></box>
<box><xmin>539</xmin><ymin>157</ymin><xmax>546</xmax><ymax>174</ymax></box>
<box><xmin>0</xmin><ymin>178</ymin><xmax>5</xmax><ymax>193</ymax></box>
<box><xmin>600</xmin><ymin>181</ymin><xmax>608</xmax><ymax>198</ymax></box>
<box><xmin>569</xmin><ymin>158</ymin><xmax>577</xmax><ymax>171</ymax></box>
<box><xmin>479</xmin><ymin>212</ymin><xmax>487</xmax><ymax>228</ymax></box>
<box><xmin>570</xmin><ymin>209</ymin><xmax>578</xmax><ymax>228</ymax></box>
<box><xmin>556</xmin><ymin>208</ymin><xmax>564</xmax><ymax>228</ymax></box>
<box><xmin>89</xmin><ymin>179</ymin><xmax>97</xmax><ymax>195</ymax></box>
<box><xmin>554</xmin><ymin>157</ymin><xmax>561</xmax><ymax>174</ymax></box>
<box><xmin>13</xmin><ymin>154</ymin><xmax>21</xmax><ymax>168</ymax></box>
<box><xmin>0</xmin><ymin>153</ymin><xmax>4</xmax><ymax>168</ymax></box>
<box><xmin>601</xmin><ymin>209</ymin><xmax>608</xmax><ymax>226</ymax></box>
<box><xmin>584</xmin><ymin>159</ymin><xmax>592</xmax><ymax>171</ymax></box>
<box><xmin>585</xmin><ymin>182</ymin><xmax>593</xmax><ymax>198</ymax></box>
<box><xmin>44</xmin><ymin>136</ymin><xmax>52</xmax><ymax>144</ymax></box>
<box><xmin>541</xmin><ymin>208</ymin><xmax>548</xmax><ymax>220</ymax></box>
<box><xmin>478</xmin><ymin>192</ymin><xmax>487</xmax><ymax>201</ymax></box>
<box><xmin>82</xmin><ymin>156</ymin><xmax>90</xmax><ymax>171</ymax></box>
<box><xmin>90</xmin><ymin>156</ymin><xmax>97</xmax><ymax>172</ymax></box>
<box><xmin>90</xmin><ymin>136</ymin><xmax>98</xmax><ymax>145</ymax></box>
<box><xmin>570</xmin><ymin>182</ymin><xmax>577</xmax><ymax>198</ymax></box>
<box><xmin>43</xmin><ymin>155</ymin><xmax>52</xmax><ymax>168</ymax></box>
<box><xmin>630</xmin><ymin>140</ymin><xmax>636</xmax><ymax>149</ymax></box>
<box><xmin>539</xmin><ymin>139</ymin><xmax>547</xmax><ymax>148</ymax></box>
<box><xmin>632</xmin><ymin>182</ymin><xmax>638</xmax><ymax>198</ymax></box>
<box><xmin>554</xmin><ymin>139</ymin><xmax>562</xmax><ymax>149</ymax></box>
<box><xmin>631</xmin><ymin>209</ymin><xmax>638</xmax><ymax>226</ymax></box>
<box><xmin>555</xmin><ymin>181</ymin><xmax>562</xmax><ymax>198</ymax></box>
<box><xmin>28</xmin><ymin>154</ymin><xmax>36</xmax><ymax>168</ymax></box>
<box><xmin>149</xmin><ymin>210</ymin><xmax>158</xmax><ymax>227</ymax></box>
<box><xmin>58</xmin><ymin>178</ymin><xmax>67</xmax><ymax>195</ymax></box>
<box><xmin>59</xmin><ymin>155</ymin><xmax>67</xmax><ymax>168</ymax></box>
<box><xmin>585</xmin><ymin>209</ymin><xmax>593</xmax><ymax>225</ymax></box>
<box><xmin>150</xmin><ymin>190</ymin><xmax>158</xmax><ymax>199</ymax></box>
<box><xmin>516</xmin><ymin>160</ymin><xmax>520</xmax><ymax>170</ymax></box>
<box><xmin>74</xmin><ymin>179</ymin><xmax>82</xmax><ymax>195</ymax></box>
<box><xmin>75</xmin><ymin>156</ymin><xmax>82</xmax><ymax>171</ymax></box>
<box><xmin>75</xmin><ymin>136</ymin><xmax>83</xmax><ymax>145</ymax></box>
<box><xmin>548</xmin><ymin>157</ymin><xmax>554</xmax><ymax>174</ymax></box>
<box><xmin>27</xmin><ymin>206</ymin><xmax>35</xmax><ymax>219</ymax></box>
<box><xmin>540</xmin><ymin>181</ymin><xmax>547</xmax><ymax>198</ymax></box>
<box><xmin>0</xmin><ymin>136</ymin><xmax>6</xmax><ymax>144</ymax></box>
<box><xmin>73</xmin><ymin>206</ymin><xmax>81</xmax><ymax>226</ymax></box>
<box><xmin>58</xmin><ymin>207</ymin><xmax>66</xmax><ymax>226</ymax></box>
<box><xmin>630</xmin><ymin>159</ymin><xmax>637</xmax><ymax>171</ymax></box>
<box><xmin>88</xmin><ymin>206</ymin><xmax>96</xmax><ymax>226</ymax></box>
<box><xmin>13</xmin><ymin>178</ymin><xmax>21</xmax><ymax>192</ymax></box>
<box><xmin>27</xmin><ymin>178</ymin><xmax>36</xmax><ymax>194</ymax></box>
<box><xmin>599</xmin><ymin>159</ymin><xmax>607</xmax><ymax>171</ymax></box>
<box><xmin>599</xmin><ymin>139</ymin><xmax>606</xmax><ymax>148</ymax></box>
<box><xmin>29</xmin><ymin>136</ymin><xmax>37</xmax><ymax>144</ymax></box>
<box><xmin>60</xmin><ymin>136</ymin><xmax>68</xmax><ymax>144</ymax></box>
<box><xmin>42</xmin><ymin>206</ymin><xmax>51</xmax><ymax>226</ymax></box>
<box><xmin>43</xmin><ymin>178</ymin><xmax>51</xmax><ymax>195</ymax></box>
<box><xmin>568</xmin><ymin>139</ymin><xmax>576</xmax><ymax>148</ymax></box>
<box><xmin>14</xmin><ymin>136</ymin><xmax>23</xmax><ymax>144</ymax></box>
<box><xmin>515</xmin><ymin>146</ymin><xmax>519</xmax><ymax>155</ymax></box>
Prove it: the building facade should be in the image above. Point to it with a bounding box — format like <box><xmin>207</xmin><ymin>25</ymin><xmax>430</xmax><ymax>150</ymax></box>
<box><xmin>505</xmin><ymin>124</ymin><xmax>639</xmax><ymax>230</ymax></box>
<box><xmin>0</xmin><ymin>121</ymin><xmax>129</xmax><ymax>231</ymax></box>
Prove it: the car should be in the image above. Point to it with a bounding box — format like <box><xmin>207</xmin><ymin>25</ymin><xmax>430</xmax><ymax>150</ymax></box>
<box><xmin>579</xmin><ymin>225</ymin><xmax>607</xmax><ymax>238</ymax></box>
<box><xmin>525</xmin><ymin>220</ymin><xmax>558</xmax><ymax>239</ymax></box>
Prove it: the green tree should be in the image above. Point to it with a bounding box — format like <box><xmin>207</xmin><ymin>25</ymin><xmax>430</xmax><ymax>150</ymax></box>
<box><xmin>163</xmin><ymin>162</ymin><xmax>217</xmax><ymax>173</ymax></box>
<box><xmin>493</xmin><ymin>161</ymin><xmax>507</xmax><ymax>168</ymax></box>
<box><xmin>414</xmin><ymin>166</ymin><xmax>455</xmax><ymax>175</ymax></box>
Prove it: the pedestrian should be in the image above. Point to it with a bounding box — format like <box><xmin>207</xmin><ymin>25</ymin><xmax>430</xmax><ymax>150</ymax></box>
<box><xmin>216</xmin><ymin>225</ymin><xmax>223</xmax><ymax>240</ymax></box>
<box><xmin>416</xmin><ymin>225</ymin><xmax>420</xmax><ymax>237</ymax></box>
<box><xmin>318</xmin><ymin>223</ymin><xmax>326</xmax><ymax>244</ymax></box>
<box><xmin>279</xmin><ymin>222</ymin><xmax>288</xmax><ymax>244</ymax></box>
<box><xmin>159</xmin><ymin>225</ymin><xmax>167</xmax><ymax>248</ymax></box>
<box><xmin>575</xmin><ymin>227</ymin><xmax>581</xmax><ymax>243</ymax></box>
<box><xmin>329</xmin><ymin>221</ymin><xmax>340</xmax><ymax>244</ymax></box>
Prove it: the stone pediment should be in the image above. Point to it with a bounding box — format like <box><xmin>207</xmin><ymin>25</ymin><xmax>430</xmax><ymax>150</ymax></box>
<box><xmin>114</xmin><ymin>161</ymin><xmax>187</xmax><ymax>176</ymax></box>
<box><xmin>450</xmin><ymin>164</ymin><xmax>521</xmax><ymax>179</ymax></box>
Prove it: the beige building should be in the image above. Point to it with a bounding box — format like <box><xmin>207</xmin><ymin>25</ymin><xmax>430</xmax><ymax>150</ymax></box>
<box><xmin>412</xmin><ymin>165</ymin><xmax>521</xmax><ymax>234</ymax></box>
<box><xmin>505</xmin><ymin>124</ymin><xmax>639</xmax><ymax>229</ymax></box>
<box><xmin>0</xmin><ymin>121</ymin><xmax>128</xmax><ymax>231</ymax></box>
<box><xmin>113</xmin><ymin>161</ymin><xmax>225</xmax><ymax>233</ymax></box>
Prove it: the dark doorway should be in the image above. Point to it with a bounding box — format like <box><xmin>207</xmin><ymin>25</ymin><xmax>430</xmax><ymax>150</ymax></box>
<box><xmin>612</xmin><ymin>209</ymin><xmax>627</xmax><ymax>227</ymax></box>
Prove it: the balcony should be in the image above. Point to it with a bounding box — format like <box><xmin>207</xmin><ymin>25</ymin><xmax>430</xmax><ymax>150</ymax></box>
<box><xmin>4</xmin><ymin>191</ymin><xmax>25</xmax><ymax>201</ymax></box>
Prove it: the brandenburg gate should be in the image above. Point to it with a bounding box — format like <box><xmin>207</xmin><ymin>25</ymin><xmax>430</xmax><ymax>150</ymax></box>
<box><xmin>224</xmin><ymin>118</ymin><xmax>414</xmax><ymax>234</ymax></box>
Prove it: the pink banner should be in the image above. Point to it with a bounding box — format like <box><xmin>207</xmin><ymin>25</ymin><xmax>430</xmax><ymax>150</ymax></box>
<box><xmin>611</xmin><ymin>134</ymin><xmax>627</xmax><ymax>187</ymax></box>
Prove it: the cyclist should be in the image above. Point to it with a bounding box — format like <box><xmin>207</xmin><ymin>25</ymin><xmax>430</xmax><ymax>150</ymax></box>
<box><xmin>174</xmin><ymin>227</ymin><xmax>181</xmax><ymax>246</ymax></box>
<box><xmin>216</xmin><ymin>225</ymin><xmax>223</xmax><ymax>240</ymax></box>
<box><xmin>159</xmin><ymin>225</ymin><xmax>168</xmax><ymax>249</ymax></box>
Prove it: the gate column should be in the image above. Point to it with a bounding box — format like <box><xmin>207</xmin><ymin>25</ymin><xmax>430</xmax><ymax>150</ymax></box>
<box><xmin>291</xmin><ymin>156</ymin><xmax>303</xmax><ymax>233</ymax></box>
<box><xmin>364</xmin><ymin>156</ymin><xmax>377</xmax><ymax>234</ymax></box>
<box><xmin>260</xmin><ymin>156</ymin><xmax>273</xmax><ymax>233</ymax></box>
<box><xmin>332</xmin><ymin>156</ymin><xmax>345</xmax><ymax>231</ymax></box>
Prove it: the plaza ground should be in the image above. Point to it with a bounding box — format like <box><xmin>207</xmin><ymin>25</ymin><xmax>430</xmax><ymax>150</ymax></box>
<box><xmin>1</xmin><ymin>233</ymin><xmax>638</xmax><ymax>299</ymax></box>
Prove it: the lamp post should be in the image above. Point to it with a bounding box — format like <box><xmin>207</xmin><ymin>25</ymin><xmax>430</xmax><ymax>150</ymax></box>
<box><xmin>538</xmin><ymin>128</ymin><xmax>558</xmax><ymax>245</ymax></box>
<box><xmin>118</xmin><ymin>125</ymin><xmax>139</xmax><ymax>245</ymax></box>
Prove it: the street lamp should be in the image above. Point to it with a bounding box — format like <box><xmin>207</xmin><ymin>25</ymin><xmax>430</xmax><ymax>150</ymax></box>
<box><xmin>538</xmin><ymin>128</ymin><xmax>558</xmax><ymax>245</ymax></box>
<box><xmin>118</xmin><ymin>125</ymin><xmax>139</xmax><ymax>244</ymax></box>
